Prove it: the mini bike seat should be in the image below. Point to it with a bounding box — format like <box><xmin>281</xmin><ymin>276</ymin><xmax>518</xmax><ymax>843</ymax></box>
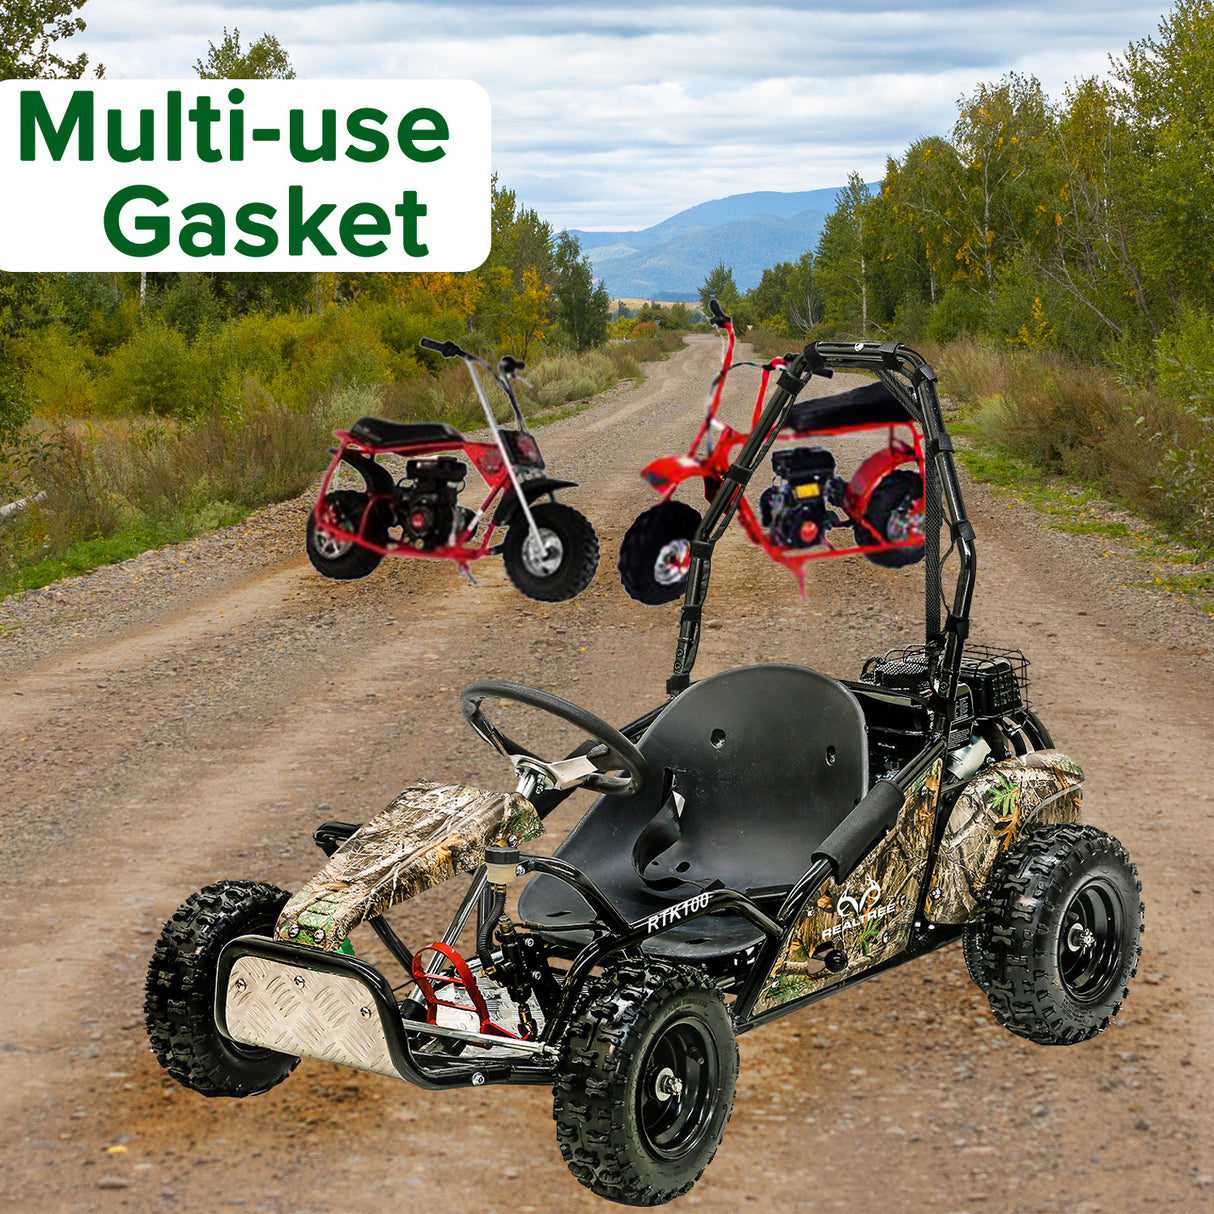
<box><xmin>786</xmin><ymin>381</ymin><xmax>913</xmax><ymax>437</ymax></box>
<box><xmin>348</xmin><ymin>417</ymin><xmax>464</xmax><ymax>448</ymax></box>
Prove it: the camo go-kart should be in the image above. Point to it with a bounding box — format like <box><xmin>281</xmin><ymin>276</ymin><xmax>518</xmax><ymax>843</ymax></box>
<box><xmin>146</xmin><ymin>341</ymin><xmax>1143</xmax><ymax>1207</ymax></box>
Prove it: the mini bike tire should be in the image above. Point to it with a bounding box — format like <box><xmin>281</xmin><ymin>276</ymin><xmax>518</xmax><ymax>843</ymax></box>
<box><xmin>970</xmin><ymin>824</ymin><xmax>1143</xmax><ymax>1045</ymax></box>
<box><xmin>501</xmin><ymin>501</ymin><xmax>600</xmax><ymax>602</ymax></box>
<box><xmin>306</xmin><ymin>490</ymin><xmax>386</xmax><ymax>580</ymax></box>
<box><xmin>617</xmin><ymin>501</ymin><xmax>702</xmax><ymax>605</ymax></box>
<box><xmin>553</xmin><ymin>960</ymin><xmax>738</xmax><ymax>1206</ymax></box>
<box><xmin>144</xmin><ymin>881</ymin><xmax>300</xmax><ymax>1098</ymax></box>
<box><xmin>853</xmin><ymin>469</ymin><xmax>925</xmax><ymax>568</ymax></box>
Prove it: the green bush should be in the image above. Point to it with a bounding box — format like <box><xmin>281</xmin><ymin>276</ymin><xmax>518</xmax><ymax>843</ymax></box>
<box><xmin>1155</xmin><ymin>303</ymin><xmax>1214</xmax><ymax>417</ymax></box>
<box><xmin>928</xmin><ymin>287</ymin><xmax>983</xmax><ymax>344</ymax></box>
<box><xmin>937</xmin><ymin>340</ymin><xmax>1212</xmax><ymax>551</ymax></box>
<box><xmin>15</xmin><ymin>323</ymin><xmax>98</xmax><ymax>419</ymax></box>
<box><xmin>95</xmin><ymin>318</ymin><xmax>216</xmax><ymax>418</ymax></box>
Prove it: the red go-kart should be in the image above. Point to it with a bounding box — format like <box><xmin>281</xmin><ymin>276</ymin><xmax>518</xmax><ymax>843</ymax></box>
<box><xmin>307</xmin><ymin>338</ymin><xmax>599</xmax><ymax>603</ymax></box>
<box><xmin>618</xmin><ymin>301</ymin><xmax>925</xmax><ymax>603</ymax></box>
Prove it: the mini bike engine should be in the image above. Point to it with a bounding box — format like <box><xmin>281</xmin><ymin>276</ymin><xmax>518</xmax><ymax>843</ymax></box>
<box><xmin>396</xmin><ymin>457</ymin><xmax>469</xmax><ymax>550</ymax></box>
<box><xmin>759</xmin><ymin>446</ymin><xmax>846</xmax><ymax>548</ymax></box>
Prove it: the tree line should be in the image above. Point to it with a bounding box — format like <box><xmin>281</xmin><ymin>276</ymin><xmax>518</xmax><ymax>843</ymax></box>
<box><xmin>704</xmin><ymin>0</ymin><xmax>1214</xmax><ymax>391</ymax></box>
<box><xmin>0</xmin><ymin>7</ymin><xmax>611</xmax><ymax>439</ymax></box>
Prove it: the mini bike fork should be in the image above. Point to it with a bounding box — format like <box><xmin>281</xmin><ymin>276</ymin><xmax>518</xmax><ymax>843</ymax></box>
<box><xmin>464</xmin><ymin>360</ymin><xmax>548</xmax><ymax>556</ymax></box>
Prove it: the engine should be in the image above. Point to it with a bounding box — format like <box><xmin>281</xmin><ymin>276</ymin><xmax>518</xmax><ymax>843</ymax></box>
<box><xmin>395</xmin><ymin>457</ymin><xmax>468</xmax><ymax>550</ymax></box>
<box><xmin>758</xmin><ymin>447</ymin><xmax>846</xmax><ymax>549</ymax></box>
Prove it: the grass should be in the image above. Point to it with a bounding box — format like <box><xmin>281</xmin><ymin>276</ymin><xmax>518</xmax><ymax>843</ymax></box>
<box><xmin>2</xmin><ymin>517</ymin><xmax>199</xmax><ymax>596</ymax></box>
<box><xmin>946</xmin><ymin>406</ymin><xmax>1214</xmax><ymax>614</ymax></box>
<box><xmin>0</xmin><ymin>332</ymin><xmax>684</xmax><ymax>599</ymax></box>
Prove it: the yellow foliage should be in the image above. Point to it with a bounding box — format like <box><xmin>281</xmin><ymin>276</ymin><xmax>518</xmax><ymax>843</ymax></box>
<box><xmin>1007</xmin><ymin>296</ymin><xmax>1055</xmax><ymax>349</ymax></box>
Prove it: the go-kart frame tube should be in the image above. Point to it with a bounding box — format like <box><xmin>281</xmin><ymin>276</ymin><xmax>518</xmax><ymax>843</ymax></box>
<box><xmin>516</xmin><ymin>737</ymin><xmax>956</xmax><ymax>1044</ymax></box>
<box><xmin>213</xmin><ymin>735</ymin><xmax>955</xmax><ymax>1091</ymax></box>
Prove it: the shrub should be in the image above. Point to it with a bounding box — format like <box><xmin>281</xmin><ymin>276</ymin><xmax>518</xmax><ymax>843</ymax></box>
<box><xmin>1155</xmin><ymin>303</ymin><xmax>1214</xmax><ymax>417</ymax></box>
<box><xmin>928</xmin><ymin>287</ymin><xmax>983</xmax><ymax>344</ymax></box>
<box><xmin>95</xmin><ymin>318</ymin><xmax>216</xmax><ymax>419</ymax></box>
<box><xmin>16</xmin><ymin>323</ymin><xmax>98</xmax><ymax>419</ymax></box>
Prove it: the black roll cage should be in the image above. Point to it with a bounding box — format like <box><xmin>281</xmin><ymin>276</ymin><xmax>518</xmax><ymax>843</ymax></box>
<box><xmin>221</xmin><ymin>342</ymin><xmax>974</xmax><ymax>1089</ymax></box>
<box><xmin>669</xmin><ymin>340</ymin><xmax>975</xmax><ymax>713</ymax></box>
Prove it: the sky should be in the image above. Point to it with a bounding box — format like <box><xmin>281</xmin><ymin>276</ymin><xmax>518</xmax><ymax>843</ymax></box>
<box><xmin>70</xmin><ymin>1</ymin><xmax>1168</xmax><ymax>231</ymax></box>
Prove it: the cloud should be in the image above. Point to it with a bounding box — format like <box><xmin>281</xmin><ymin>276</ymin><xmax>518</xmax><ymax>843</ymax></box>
<box><xmin>73</xmin><ymin>1</ymin><xmax>1164</xmax><ymax>229</ymax></box>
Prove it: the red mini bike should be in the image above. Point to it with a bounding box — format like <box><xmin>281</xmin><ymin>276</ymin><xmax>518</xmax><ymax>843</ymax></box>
<box><xmin>307</xmin><ymin>338</ymin><xmax>599</xmax><ymax>602</ymax></box>
<box><xmin>618</xmin><ymin>300</ymin><xmax>926</xmax><ymax>603</ymax></box>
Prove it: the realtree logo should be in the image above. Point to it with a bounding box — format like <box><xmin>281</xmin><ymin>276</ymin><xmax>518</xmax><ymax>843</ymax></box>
<box><xmin>0</xmin><ymin>80</ymin><xmax>490</xmax><ymax>271</ymax></box>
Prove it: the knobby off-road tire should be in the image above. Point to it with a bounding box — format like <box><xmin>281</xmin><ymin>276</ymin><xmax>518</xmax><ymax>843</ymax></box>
<box><xmin>962</xmin><ymin>927</ymin><xmax>992</xmax><ymax>994</ymax></box>
<box><xmin>617</xmin><ymin>501</ymin><xmax>702</xmax><ymax>605</ymax></box>
<box><xmin>854</xmin><ymin>469</ymin><xmax>925</xmax><ymax>569</ymax></box>
<box><xmin>553</xmin><ymin>961</ymin><xmax>738</xmax><ymax>1206</ymax></box>
<box><xmin>501</xmin><ymin>501</ymin><xmax>599</xmax><ymax>602</ymax></box>
<box><xmin>968</xmin><ymin>824</ymin><xmax>1143</xmax><ymax>1045</ymax></box>
<box><xmin>306</xmin><ymin>489</ymin><xmax>387</xmax><ymax>580</ymax></box>
<box><xmin>145</xmin><ymin>881</ymin><xmax>300</xmax><ymax>1097</ymax></box>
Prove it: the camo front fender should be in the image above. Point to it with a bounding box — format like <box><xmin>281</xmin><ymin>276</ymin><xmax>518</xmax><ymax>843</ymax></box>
<box><xmin>275</xmin><ymin>782</ymin><xmax>542</xmax><ymax>950</ymax></box>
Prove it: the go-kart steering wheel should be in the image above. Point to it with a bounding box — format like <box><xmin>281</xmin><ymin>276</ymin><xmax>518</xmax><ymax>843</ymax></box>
<box><xmin>460</xmin><ymin>680</ymin><xmax>648</xmax><ymax>796</ymax></box>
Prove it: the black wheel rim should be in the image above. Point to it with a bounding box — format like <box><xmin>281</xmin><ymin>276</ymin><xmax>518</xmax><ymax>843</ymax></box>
<box><xmin>1058</xmin><ymin>878</ymin><xmax>1125</xmax><ymax>1004</ymax></box>
<box><xmin>636</xmin><ymin>1016</ymin><xmax>719</xmax><ymax>1160</ymax></box>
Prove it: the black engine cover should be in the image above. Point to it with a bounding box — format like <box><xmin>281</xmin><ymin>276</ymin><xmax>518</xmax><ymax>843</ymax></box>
<box><xmin>397</xmin><ymin>458</ymin><xmax>466</xmax><ymax>549</ymax></box>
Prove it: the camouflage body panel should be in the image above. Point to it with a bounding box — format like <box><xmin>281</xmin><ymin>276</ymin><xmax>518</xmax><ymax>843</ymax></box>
<box><xmin>275</xmin><ymin>782</ymin><xmax>542</xmax><ymax>951</ymax></box>
<box><xmin>753</xmin><ymin>759</ymin><xmax>942</xmax><ymax>1015</ymax></box>
<box><xmin>924</xmin><ymin>750</ymin><xmax>1083</xmax><ymax>925</ymax></box>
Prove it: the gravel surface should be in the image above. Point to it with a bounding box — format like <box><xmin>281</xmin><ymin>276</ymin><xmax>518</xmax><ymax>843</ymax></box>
<box><xmin>1</xmin><ymin>335</ymin><xmax>1211</xmax><ymax>1213</ymax></box>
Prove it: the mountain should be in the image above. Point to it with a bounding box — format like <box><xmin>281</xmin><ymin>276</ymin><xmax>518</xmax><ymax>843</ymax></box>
<box><xmin>568</xmin><ymin>185</ymin><xmax>872</xmax><ymax>301</ymax></box>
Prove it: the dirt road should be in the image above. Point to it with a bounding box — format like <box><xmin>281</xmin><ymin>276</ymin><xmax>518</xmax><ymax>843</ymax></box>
<box><xmin>1</xmin><ymin>335</ymin><xmax>1211</xmax><ymax>1213</ymax></box>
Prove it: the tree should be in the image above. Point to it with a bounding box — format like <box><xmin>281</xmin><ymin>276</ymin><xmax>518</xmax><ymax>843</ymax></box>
<box><xmin>475</xmin><ymin>179</ymin><xmax>555</xmax><ymax>355</ymax></box>
<box><xmin>815</xmin><ymin>174</ymin><xmax>874</xmax><ymax>336</ymax></box>
<box><xmin>949</xmin><ymin>73</ymin><xmax>1054</xmax><ymax>289</ymax></box>
<box><xmin>1</xmin><ymin>1</ymin><xmax>102</xmax><ymax>439</ymax></box>
<box><xmin>699</xmin><ymin>262</ymin><xmax>740</xmax><ymax>318</ymax></box>
<box><xmin>1024</xmin><ymin>76</ymin><xmax>1154</xmax><ymax>341</ymax></box>
<box><xmin>551</xmin><ymin>231</ymin><xmax>609</xmax><ymax>352</ymax></box>
<box><xmin>195</xmin><ymin>27</ymin><xmax>296</xmax><ymax>80</ymax></box>
<box><xmin>0</xmin><ymin>0</ymin><xmax>100</xmax><ymax>80</ymax></box>
<box><xmin>667</xmin><ymin>302</ymin><xmax>692</xmax><ymax>330</ymax></box>
<box><xmin>1113</xmin><ymin>0</ymin><xmax>1214</xmax><ymax>317</ymax></box>
<box><xmin>879</xmin><ymin>140</ymin><xmax>958</xmax><ymax>308</ymax></box>
<box><xmin>745</xmin><ymin>253</ymin><xmax>820</xmax><ymax>335</ymax></box>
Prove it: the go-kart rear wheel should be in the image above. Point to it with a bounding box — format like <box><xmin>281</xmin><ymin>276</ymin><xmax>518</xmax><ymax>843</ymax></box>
<box><xmin>554</xmin><ymin>961</ymin><xmax>737</xmax><ymax>1206</ymax></box>
<box><xmin>970</xmin><ymin>824</ymin><xmax>1143</xmax><ymax>1045</ymax></box>
<box><xmin>618</xmin><ymin>501</ymin><xmax>702</xmax><ymax>605</ymax></box>
<box><xmin>145</xmin><ymin>881</ymin><xmax>300</xmax><ymax>1098</ymax></box>
<box><xmin>501</xmin><ymin>501</ymin><xmax>599</xmax><ymax>602</ymax></box>
<box><xmin>306</xmin><ymin>489</ymin><xmax>387</xmax><ymax>579</ymax></box>
<box><xmin>853</xmin><ymin>469</ymin><xmax>924</xmax><ymax>568</ymax></box>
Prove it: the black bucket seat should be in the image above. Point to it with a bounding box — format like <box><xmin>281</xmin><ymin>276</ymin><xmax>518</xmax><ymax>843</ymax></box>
<box><xmin>517</xmin><ymin>664</ymin><xmax>868</xmax><ymax>961</ymax></box>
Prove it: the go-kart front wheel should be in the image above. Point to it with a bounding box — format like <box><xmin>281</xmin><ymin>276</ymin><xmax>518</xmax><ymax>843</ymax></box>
<box><xmin>853</xmin><ymin>469</ymin><xmax>924</xmax><ymax>568</ymax></box>
<box><xmin>554</xmin><ymin>961</ymin><xmax>737</xmax><ymax>1206</ymax></box>
<box><xmin>306</xmin><ymin>490</ymin><xmax>387</xmax><ymax>580</ymax></box>
<box><xmin>501</xmin><ymin>501</ymin><xmax>599</xmax><ymax>602</ymax></box>
<box><xmin>145</xmin><ymin>881</ymin><xmax>300</xmax><ymax>1098</ymax></box>
<box><xmin>618</xmin><ymin>501</ymin><xmax>701</xmax><ymax>605</ymax></box>
<box><xmin>967</xmin><ymin>824</ymin><xmax>1143</xmax><ymax>1045</ymax></box>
